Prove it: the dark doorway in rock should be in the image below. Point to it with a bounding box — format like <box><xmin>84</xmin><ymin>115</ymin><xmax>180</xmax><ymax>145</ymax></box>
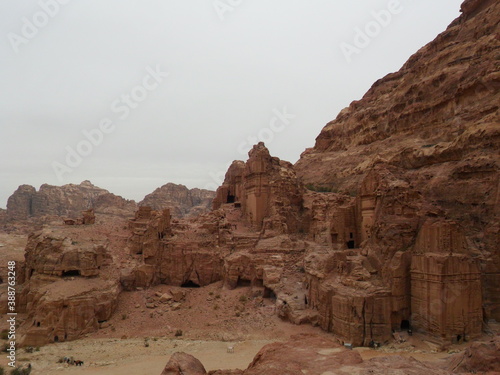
<box><xmin>237</xmin><ymin>278</ymin><xmax>251</xmax><ymax>287</ymax></box>
<box><xmin>305</xmin><ymin>296</ymin><xmax>308</xmax><ymax>305</ymax></box>
<box><xmin>54</xmin><ymin>335</ymin><xmax>59</xmax><ymax>342</ymax></box>
<box><xmin>234</xmin><ymin>202</ymin><xmax>241</xmax><ymax>208</ymax></box>
<box><xmin>400</xmin><ymin>320</ymin><xmax>410</xmax><ymax>330</ymax></box>
<box><xmin>263</xmin><ymin>287</ymin><xmax>276</xmax><ymax>300</ymax></box>
<box><xmin>346</xmin><ymin>240</ymin><xmax>355</xmax><ymax>249</ymax></box>
<box><xmin>62</xmin><ymin>270</ymin><xmax>80</xmax><ymax>277</ymax></box>
<box><xmin>457</xmin><ymin>335</ymin><xmax>462</xmax><ymax>342</ymax></box>
<box><xmin>349</xmin><ymin>232</ymin><xmax>354</xmax><ymax>239</ymax></box>
<box><xmin>227</xmin><ymin>194</ymin><xmax>236</xmax><ymax>204</ymax></box>
<box><xmin>30</xmin><ymin>269</ymin><xmax>35</xmax><ymax>277</ymax></box>
<box><xmin>181</xmin><ymin>280</ymin><xmax>200</xmax><ymax>288</ymax></box>
<box><xmin>64</xmin><ymin>333</ymin><xmax>68</xmax><ymax>340</ymax></box>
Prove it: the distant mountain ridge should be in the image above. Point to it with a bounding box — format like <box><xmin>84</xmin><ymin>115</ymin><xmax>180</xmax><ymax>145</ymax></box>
<box><xmin>5</xmin><ymin>180</ymin><xmax>136</xmax><ymax>221</ymax></box>
<box><xmin>4</xmin><ymin>180</ymin><xmax>215</xmax><ymax>223</ymax></box>
<box><xmin>139</xmin><ymin>183</ymin><xmax>215</xmax><ymax>218</ymax></box>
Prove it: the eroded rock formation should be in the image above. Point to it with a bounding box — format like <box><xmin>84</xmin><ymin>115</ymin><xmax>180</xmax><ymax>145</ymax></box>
<box><xmin>17</xmin><ymin>228</ymin><xmax>121</xmax><ymax>346</ymax></box>
<box><xmin>11</xmin><ymin>0</ymin><xmax>499</xmax><ymax>354</ymax></box>
<box><xmin>139</xmin><ymin>183</ymin><xmax>215</xmax><ymax>218</ymax></box>
<box><xmin>213</xmin><ymin>142</ymin><xmax>304</xmax><ymax>234</ymax></box>
<box><xmin>160</xmin><ymin>352</ymin><xmax>207</xmax><ymax>375</ymax></box>
<box><xmin>6</xmin><ymin>180</ymin><xmax>136</xmax><ymax>222</ymax></box>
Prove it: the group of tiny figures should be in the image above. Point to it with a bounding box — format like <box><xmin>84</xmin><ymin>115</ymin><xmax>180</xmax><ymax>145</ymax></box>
<box><xmin>61</xmin><ymin>357</ymin><xmax>84</xmax><ymax>366</ymax></box>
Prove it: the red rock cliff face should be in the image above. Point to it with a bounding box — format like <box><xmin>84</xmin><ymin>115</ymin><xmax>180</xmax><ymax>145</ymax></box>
<box><xmin>295</xmin><ymin>0</ymin><xmax>499</xmax><ymax>326</ymax></box>
<box><xmin>213</xmin><ymin>142</ymin><xmax>304</xmax><ymax>233</ymax></box>
<box><xmin>295</xmin><ymin>0</ymin><xmax>499</xmax><ymax>251</ymax></box>
<box><xmin>6</xmin><ymin>180</ymin><xmax>136</xmax><ymax>221</ymax></box>
<box><xmin>139</xmin><ymin>183</ymin><xmax>215</xmax><ymax>218</ymax></box>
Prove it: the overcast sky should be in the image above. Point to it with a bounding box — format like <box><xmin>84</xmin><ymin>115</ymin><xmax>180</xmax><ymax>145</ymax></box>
<box><xmin>0</xmin><ymin>0</ymin><xmax>463</xmax><ymax>208</ymax></box>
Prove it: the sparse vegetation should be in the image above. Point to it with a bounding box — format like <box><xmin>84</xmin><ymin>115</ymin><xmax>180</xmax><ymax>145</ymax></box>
<box><xmin>304</xmin><ymin>184</ymin><xmax>337</xmax><ymax>193</ymax></box>
<box><xmin>239</xmin><ymin>295</ymin><xmax>248</xmax><ymax>303</ymax></box>
<box><xmin>10</xmin><ymin>367</ymin><xmax>31</xmax><ymax>375</ymax></box>
<box><xmin>174</xmin><ymin>329</ymin><xmax>183</xmax><ymax>337</ymax></box>
<box><xmin>121</xmin><ymin>313</ymin><xmax>128</xmax><ymax>320</ymax></box>
<box><xmin>1</xmin><ymin>330</ymin><xmax>9</xmax><ymax>340</ymax></box>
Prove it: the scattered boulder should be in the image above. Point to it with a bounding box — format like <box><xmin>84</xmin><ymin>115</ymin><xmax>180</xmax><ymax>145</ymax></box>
<box><xmin>160</xmin><ymin>352</ymin><xmax>207</xmax><ymax>375</ymax></box>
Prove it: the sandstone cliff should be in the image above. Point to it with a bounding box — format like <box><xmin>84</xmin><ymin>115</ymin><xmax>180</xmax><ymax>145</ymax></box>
<box><xmin>5</xmin><ymin>180</ymin><xmax>136</xmax><ymax>222</ymax></box>
<box><xmin>295</xmin><ymin>0</ymin><xmax>499</xmax><ymax>252</ymax></box>
<box><xmin>139</xmin><ymin>183</ymin><xmax>215</xmax><ymax>218</ymax></box>
<box><xmin>16</xmin><ymin>226</ymin><xmax>123</xmax><ymax>346</ymax></box>
<box><xmin>292</xmin><ymin>0</ymin><xmax>499</xmax><ymax>340</ymax></box>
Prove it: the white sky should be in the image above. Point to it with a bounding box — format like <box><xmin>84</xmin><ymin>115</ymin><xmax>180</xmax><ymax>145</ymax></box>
<box><xmin>0</xmin><ymin>0</ymin><xmax>464</xmax><ymax>208</ymax></box>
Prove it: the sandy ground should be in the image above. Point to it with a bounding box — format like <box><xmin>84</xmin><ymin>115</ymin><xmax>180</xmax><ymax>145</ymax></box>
<box><xmin>8</xmin><ymin>337</ymin><xmax>274</xmax><ymax>374</ymax></box>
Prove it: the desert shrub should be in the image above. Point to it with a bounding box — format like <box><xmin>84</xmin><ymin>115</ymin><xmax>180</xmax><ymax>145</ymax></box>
<box><xmin>0</xmin><ymin>330</ymin><xmax>8</xmax><ymax>340</ymax></box>
<box><xmin>10</xmin><ymin>367</ymin><xmax>30</xmax><ymax>375</ymax></box>
<box><xmin>121</xmin><ymin>314</ymin><xmax>128</xmax><ymax>320</ymax></box>
<box><xmin>174</xmin><ymin>329</ymin><xmax>183</xmax><ymax>337</ymax></box>
<box><xmin>305</xmin><ymin>184</ymin><xmax>336</xmax><ymax>193</ymax></box>
<box><xmin>239</xmin><ymin>295</ymin><xmax>248</xmax><ymax>303</ymax></box>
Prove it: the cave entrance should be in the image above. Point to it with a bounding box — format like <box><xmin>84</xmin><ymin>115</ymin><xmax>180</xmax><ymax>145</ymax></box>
<box><xmin>237</xmin><ymin>278</ymin><xmax>251</xmax><ymax>287</ymax></box>
<box><xmin>346</xmin><ymin>240</ymin><xmax>355</xmax><ymax>249</ymax></box>
<box><xmin>181</xmin><ymin>280</ymin><xmax>200</xmax><ymax>288</ymax></box>
<box><xmin>400</xmin><ymin>320</ymin><xmax>410</xmax><ymax>330</ymax></box>
<box><xmin>263</xmin><ymin>287</ymin><xmax>276</xmax><ymax>300</ymax></box>
<box><xmin>456</xmin><ymin>335</ymin><xmax>462</xmax><ymax>343</ymax></box>
<box><xmin>227</xmin><ymin>194</ymin><xmax>236</xmax><ymax>204</ymax></box>
<box><xmin>62</xmin><ymin>270</ymin><xmax>81</xmax><ymax>277</ymax></box>
<box><xmin>54</xmin><ymin>335</ymin><xmax>59</xmax><ymax>342</ymax></box>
